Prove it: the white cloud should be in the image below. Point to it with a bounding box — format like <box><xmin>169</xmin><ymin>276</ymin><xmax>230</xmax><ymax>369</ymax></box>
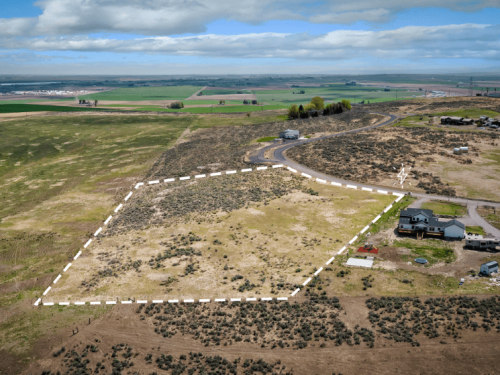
<box><xmin>1</xmin><ymin>24</ymin><xmax>498</xmax><ymax>61</ymax></box>
<box><xmin>0</xmin><ymin>0</ymin><xmax>498</xmax><ymax>37</ymax></box>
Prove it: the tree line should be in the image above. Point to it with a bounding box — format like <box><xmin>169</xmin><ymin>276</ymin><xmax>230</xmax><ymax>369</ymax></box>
<box><xmin>288</xmin><ymin>96</ymin><xmax>351</xmax><ymax>119</ymax></box>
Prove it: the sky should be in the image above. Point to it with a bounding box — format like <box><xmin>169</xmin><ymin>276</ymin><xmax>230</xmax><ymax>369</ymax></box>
<box><xmin>0</xmin><ymin>0</ymin><xmax>499</xmax><ymax>75</ymax></box>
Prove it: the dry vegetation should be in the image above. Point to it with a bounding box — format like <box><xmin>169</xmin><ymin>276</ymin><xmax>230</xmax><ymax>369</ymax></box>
<box><xmin>288</xmin><ymin>124</ymin><xmax>500</xmax><ymax>199</ymax></box>
<box><xmin>147</xmin><ymin>110</ymin><xmax>385</xmax><ymax>179</ymax></box>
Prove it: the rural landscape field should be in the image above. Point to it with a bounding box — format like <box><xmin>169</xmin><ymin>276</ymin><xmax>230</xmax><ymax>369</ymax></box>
<box><xmin>2</xmin><ymin>1</ymin><xmax>500</xmax><ymax>374</ymax></box>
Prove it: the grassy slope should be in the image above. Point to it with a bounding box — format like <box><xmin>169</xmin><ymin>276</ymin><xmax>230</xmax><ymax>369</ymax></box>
<box><xmin>0</xmin><ymin>111</ymin><xmax>288</xmax><ymax>365</ymax></box>
<box><xmin>78</xmin><ymin>86</ymin><xmax>202</xmax><ymax>101</ymax></box>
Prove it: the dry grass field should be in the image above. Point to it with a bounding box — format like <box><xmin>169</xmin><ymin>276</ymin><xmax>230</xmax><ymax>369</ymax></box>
<box><xmin>44</xmin><ymin>170</ymin><xmax>395</xmax><ymax>302</ymax></box>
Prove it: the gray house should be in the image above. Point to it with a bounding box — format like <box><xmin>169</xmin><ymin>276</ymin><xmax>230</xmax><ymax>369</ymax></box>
<box><xmin>279</xmin><ymin>129</ymin><xmax>300</xmax><ymax>140</ymax></box>
<box><xmin>398</xmin><ymin>208</ymin><xmax>465</xmax><ymax>239</ymax></box>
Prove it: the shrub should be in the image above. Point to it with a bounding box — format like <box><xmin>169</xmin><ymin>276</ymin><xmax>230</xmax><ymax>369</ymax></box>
<box><xmin>341</xmin><ymin>99</ymin><xmax>351</xmax><ymax>110</ymax></box>
<box><xmin>310</xmin><ymin>96</ymin><xmax>325</xmax><ymax>110</ymax></box>
<box><xmin>170</xmin><ymin>101</ymin><xmax>184</xmax><ymax>109</ymax></box>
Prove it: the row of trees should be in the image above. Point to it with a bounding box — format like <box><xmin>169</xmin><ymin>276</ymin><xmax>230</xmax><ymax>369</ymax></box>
<box><xmin>243</xmin><ymin>100</ymin><xmax>258</xmax><ymax>105</ymax></box>
<box><xmin>287</xmin><ymin>97</ymin><xmax>351</xmax><ymax>119</ymax></box>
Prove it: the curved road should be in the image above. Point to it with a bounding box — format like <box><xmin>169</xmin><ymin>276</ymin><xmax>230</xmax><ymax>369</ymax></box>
<box><xmin>249</xmin><ymin>111</ymin><xmax>500</xmax><ymax>237</ymax></box>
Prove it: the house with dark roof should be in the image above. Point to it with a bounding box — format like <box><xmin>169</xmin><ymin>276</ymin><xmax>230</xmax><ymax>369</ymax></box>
<box><xmin>279</xmin><ymin>129</ymin><xmax>300</xmax><ymax>140</ymax></box>
<box><xmin>398</xmin><ymin>208</ymin><xmax>465</xmax><ymax>239</ymax></box>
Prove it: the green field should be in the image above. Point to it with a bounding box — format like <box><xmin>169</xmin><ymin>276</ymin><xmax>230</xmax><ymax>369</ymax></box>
<box><xmin>466</xmin><ymin>226</ymin><xmax>487</xmax><ymax>235</ymax></box>
<box><xmin>78</xmin><ymin>86</ymin><xmax>202</xmax><ymax>101</ymax></box>
<box><xmin>421</xmin><ymin>200</ymin><xmax>468</xmax><ymax>216</ymax></box>
<box><xmin>199</xmin><ymin>89</ymin><xmax>252</xmax><ymax>96</ymax></box>
<box><xmin>254</xmin><ymin>85</ymin><xmax>416</xmax><ymax>106</ymax></box>
<box><xmin>0</xmin><ymin>103</ymin><xmax>106</xmax><ymax>113</ymax></box>
<box><xmin>133</xmin><ymin>104</ymin><xmax>287</xmax><ymax>113</ymax></box>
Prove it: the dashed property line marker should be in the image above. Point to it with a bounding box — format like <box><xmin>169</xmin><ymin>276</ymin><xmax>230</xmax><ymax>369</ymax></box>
<box><xmin>164</xmin><ymin>178</ymin><xmax>175</xmax><ymax>183</ymax></box>
<box><xmin>246</xmin><ymin>298</ymin><xmax>257</xmax><ymax>302</ymax></box>
<box><xmin>331</xmin><ymin>181</ymin><xmax>341</xmax><ymax>186</ymax></box>
<box><xmin>74</xmin><ymin>302</ymin><xmax>85</xmax><ymax>305</ymax></box>
<box><xmin>149</xmin><ymin>180</ymin><xmax>159</xmax><ymax>185</ymax></box>
<box><xmin>272</xmin><ymin>164</ymin><xmax>283</xmax><ymax>168</ymax></box>
<box><xmin>124</xmin><ymin>192</ymin><xmax>133</xmax><ymax>201</ymax></box>
<box><xmin>137</xmin><ymin>300</ymin><xmax>148</xmax><ymax>304</ymax></box>
<box><xmin>90</xmin><ymin>301</ymin><xmax>101</xmax><ymax>305</ymax></box>
<box><xmin>277</xmin><ymin>297</ymin><xmax>288</xmax><ymax>301</ymax></box>
<box><xmin>74</xmin><ymin>251</ymin><xmax>82</xmax><ymax>260</ymax></box>
<box><xmin>362</xmin><ymin>187</ymin><xmax>372</xmax><ymax>192</ymax></box>
<box><xmin>226</xmin><ymin>170</ymin><xmax>237</xmax><ymax>174</ymax></box>
<box><xmin>104</xmin><ymin>215</ymin><xmax>112</xmax><ymax>225</ymax></box>
<box><xmin>53</xmin><ymin>275</ymin><xmax>62</xmax><ymax>284</ymax></box>
<box><xmin>378</xmin><ymin>190</ymin><xmax>388</xmax><ymax>194</ymax></box>
<box><xmin>348</xmin><ymin>235</ymin><xmax>358</xmax><ymax>245</ymax></box>
<box><xmin>316</xmin><ymin>178</ymin><xmax>326</xmax><ymax>183</ymax></box>
<box><xmin>195</xmin><ymin>174</ymin><xmax>206</xmax><ymax>179</ymax></box>
<box><xmin>180</xmin><ymin>176</ymin><xmax>190</xmax><ymax>181</ymax></box>
<box><xmin>83</xmin><ymin>239</ymin><xmax>92</xmax><ymax>248</ymax></box>
<box><xmin>184</xmin><ymin>299</ymin><xmax>195</xmax><ymax>303</ymax></box>
<box><xmin>287</xmin><ymin>167</ymin><xmax>297</xmax><ymax>173</ymax></box>
<box><xmin>59</xmin><ymin>302</ymin><xmax>69</xmax><ymax>306</ymax></box>
<box><xmin>384</xmin><ymin>204</ymin><xmax>393</xmax><ymax>213</ymax></box>
<box><xmin>360</xmin><ymin>225</ymin><xmax>370</xmax><ymax>234</ymax></box>
<box><xmin>301</xmin><ymin>172</ymin><xmax>311</xmax><ymax>179</ymax></box>
<box><xmin>338</xmin><ymin>246</ymin><xmax>347</xmax><ymax>255</ymax></box>
<box><xmin>346</xmin><ymin>184</ymin><xmax>357</xmax><ymax>189</ymax></box>
<box><xmin>152</xmin><ymin>300</ymin><xmax>163</xmax><ymax>304</ymax></box>
<box><xmin>34</xmin><ymin>298</ymin><xmax>41</xmax><ymax>306</ymax></box>
<box><xmin>291</xmin><ymin>289</ymin><xmax>300</xmax><ymax>297</ymax></box>
<box><xmin>121</xmin><ymin>301</ymin><xmax>132</xmax><ymax>304</ymax></box>
<box><xmin>261</xmin><ymin>297</ymin><xmax>272</xmax><ymax>301</ymax></box>
<box><xmin>168</xmin><ymin>299</ymin><xmax>179</xmax><ymax>303</ymax></box>
<box><xmin>114</xmin><ymin>203</ymin><xmax>123</xmax><ymax>213</ymax></box>
<box><xmin>215</xmin><ymin>298</ymin><xmax>226</xmax><ymax>302</ymax></box>
<box><xmin>94</xmin><ymin>227</ymin><xmax>102</xmax><ymax>237</ymax></box>
<box><xmin>200</xmin><ymin>299</ymin><xmax>210</xmax><ymax>303</ymax></box>
<box><xmin>230</xmin><ymin>298</ymin><xmax>241</xmax><ymax>302</ymax></box>
<box><xmin>372</xmin><ymin>215</ymin><xmax>381</xmax><ymax>223</ymax></box>
<box><xmin>210</xmin><ymin>172</ymin><xmax>222</xmax><ymax>176</ymax></box>
<box><xmin>395</xmin><ymin>195</ymin><xmax>404</xmax><ymax>203</ymax></box>
<box><xmin>106</xmin><ymin>301</ymin><xmax>117</xmax><ymax>305</ymax></box>
<box><xmin>314</xmin><ymin>267</ymin><xmax>323</xmax><ymax>276</ymax></box>
<box><xmin>63</xmin><ymin>263</ymin><xmax>72</xmax><ymax>272</ymax></box>
<box><xmin>257</xmin><ymin>166</ymin><xmax>267</xmax><ymax>170</ymax></box>
<box><xmin>241</xmin><ymin>168</ymin><xmax>252</xmax><ymax>173</ymax></box>
<box><xmin>134</xmin><ymin>182</ymin><xmax>144</xmax><ymax>189</ymax></box>
<box><xmin>326</xmin><ymin>256</ymin><xmax>335</xmax><ymax>265</ymax></box>
<box><xmin>303</xmin><ymin>278</ymin><xmax>312</xmax><ymax>286</ymax></box>
<box><xmin>43</xmin><ymin>302</ymin><xmax>54</xmax><ymax>306</ymax></box>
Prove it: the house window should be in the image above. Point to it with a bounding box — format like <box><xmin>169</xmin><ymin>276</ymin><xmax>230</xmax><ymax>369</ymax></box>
<box><xmin>430</xmin><ymin>227</ymin><xmax>434</xmax><ymax>231</ymax></box>
<box><xmin>412</xmin><ymin>226</ymin><xmax>415</xmax><ymax>230</ymax></box>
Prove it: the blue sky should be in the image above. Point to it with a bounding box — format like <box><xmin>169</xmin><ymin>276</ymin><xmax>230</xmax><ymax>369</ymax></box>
<box><xmin>0</xmin><ymin>1</ymin><xmax>499</xmax><ymax>74</ymax></box>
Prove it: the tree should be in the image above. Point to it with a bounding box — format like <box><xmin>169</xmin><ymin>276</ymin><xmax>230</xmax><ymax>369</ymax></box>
<box><xmin>246</xmin><ymin>112</ymin><xmax>251</xmax><ymax>117</ymax></box>
<box><xmin>251</xmin><ymin>100</ymin><xmax>258</xmax><ymax>105</ymax></box>
<box><xmin>243</xmin><ymin>100</ymin><xmax>249</xmax><ymax>104</ymax></box>
<box><xmin>304</xmin><ymin>103</ymin><xmax>316</xmax><ymax>112</ymax></box>
<box><xmin>310</xmin><ymin>96</ymin><xmax>324</xmax><ymax>110</ymax></box>
<box><xmin>288</xmin><ymin>104</ymin><xmax>299</xmax><ymax>119</ymax></box>
<box><xmin>219</xmin><ymin>100</ymin><xmax>225</xmax><ymax>105</ymax></box>
<box><xmin>341</xmin><ymin>99</ymin><xmax>351</xmax><ymax>110</ymax></box>
<box><xmin>170</xmin><ymin>101</ymin><xmax>184</xmax><ymax>109</ymax></box>
<box><xmin>94</xmin><ymin>100</ymin><xmax>98</xmax><ymax>107</ymax></box>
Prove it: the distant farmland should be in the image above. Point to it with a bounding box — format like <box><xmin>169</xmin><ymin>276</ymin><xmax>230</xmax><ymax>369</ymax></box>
<box><xmin>78</xmin><ymin>85</ymin><xmax>202</xmax><ymax>101</ymax></box>
<box><xmin>0</xmin><ymin>103</ymin><xmax>106</xmax><ymax>113</ymax></box>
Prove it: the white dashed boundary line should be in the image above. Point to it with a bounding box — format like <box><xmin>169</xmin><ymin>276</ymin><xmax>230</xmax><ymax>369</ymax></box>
<box><xmin>34</xmin><ymin>163</ymin><xmax>406</xmax><ymax>306</ymax></box>
<box><xmin>287</xmin><ymin>192</ymin><xmax>404</xmax><ymax>298</ymax></box>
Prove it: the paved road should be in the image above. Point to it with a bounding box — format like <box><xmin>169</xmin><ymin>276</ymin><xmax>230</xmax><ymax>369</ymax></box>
<box><xmin>249</xmin><ymin>111</ymin><xmax>500</xmax><ymax>238</ymax></box>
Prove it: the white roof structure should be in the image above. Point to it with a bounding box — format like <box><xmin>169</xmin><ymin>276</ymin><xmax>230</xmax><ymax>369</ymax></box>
<box><xmin>346</xmin><ymin>258</ymin><xmax>374</xmax><ymax>268</ymax></box>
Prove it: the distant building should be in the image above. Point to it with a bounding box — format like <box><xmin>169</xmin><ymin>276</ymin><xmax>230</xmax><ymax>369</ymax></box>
<box><xmin>398</xmin><ymin>208</ymin><xmax>465</xmax><ymax>239</ymax></box>
<box><xmin>345</xmin><ymin>81</ymin><xmax>357</xmax><ymax>86</ymax></box>
<box><xmin>279</xmin><ymin>129</ymin><xmax>300</xmax><ymax>140</ymax></box>
<box><xmin>480</xmin><ymin>261</ymin><xmax>498</xmax><ymax>276</ymax></box>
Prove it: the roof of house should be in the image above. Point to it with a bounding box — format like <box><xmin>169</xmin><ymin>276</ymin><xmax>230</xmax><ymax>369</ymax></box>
<box><xmin>482</xmin><ymin>261</ymin><xmax>498</xmax><ymax>267</ymax></box>
<box><xmin>281</xmin><ymin>129</ymin><xmax>299</xmax><ymax>134</ymax></box>
<box><xmin>442</xmin><ymin>219</ymin><xmax>465</xmax><ymax>229</ymax></box>
<box><xmin>400</xmin><ymin>208</ymin><xmax>433</xmax><ymax>218</ymax></box>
